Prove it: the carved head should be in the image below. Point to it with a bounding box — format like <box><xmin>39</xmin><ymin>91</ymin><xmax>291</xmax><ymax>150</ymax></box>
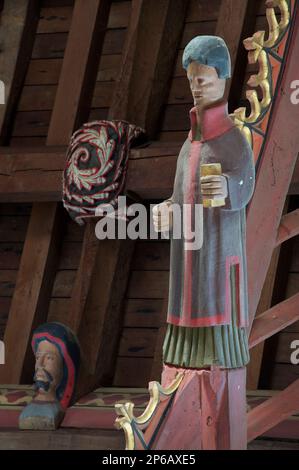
<box><xmin>182</xmin><ymin>35</ymin><xmax>231</xmax><ymax>109</ymax></box>
<box><xmin>32</xmin><ymin>322</ymin><xmax>80</xmax><ymax>409</ymax></box>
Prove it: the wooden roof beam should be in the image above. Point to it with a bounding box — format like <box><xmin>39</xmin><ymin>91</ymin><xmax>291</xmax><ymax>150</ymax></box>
<box><xmin>0</xmin><ymin>0</ymin><xmax>39</xmax><ymax>144</ymax></box>
<box><xmin>275</xmin><ymin>208</ymin><xmax>299</xmax><ymax>246</ymax></box>
<box><xmin>249</xmin><ymin>292</ymin><xmax>299</xmax><ymax>349</ymax></box>
<box><xmin>247</xmin><ymin>379</ymin><xmax>299</xmax><ymax>443</ymax></box>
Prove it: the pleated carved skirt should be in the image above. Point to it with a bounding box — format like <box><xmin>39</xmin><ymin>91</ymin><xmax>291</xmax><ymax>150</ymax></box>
<box><xmin>163</xmin><ymin>266</ymin><xmax>250</xmax><ymax>369</ymax></box>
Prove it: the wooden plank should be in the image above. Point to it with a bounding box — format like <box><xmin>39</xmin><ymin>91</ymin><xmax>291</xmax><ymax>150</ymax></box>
<box><xmin>186</xmin><ymin>0</ymin><xmax>221</xmax><ymax>22</ymax></box>
<box><xmin>52</xmin><ymin>270</ymin><xmax>76</xmax><ymax>297</ymax></box>
<box><xmin>131</xmin><ymin>241</ymin><xmax>170</xmax><ymax>271</ymax></box>
<box><xmin>123</xmin><ymin>299</ymin><xmax>163</xmax><ymax>328</ymax></box>
<box><xmin>126</xmin><ymin>154</ymin><xmax>178</xmax><ymax>199</ymax></box>
<box><xmin>118</xmin><ymin>328</ymin><xmax>157</xmax><ymax>357</ymax></box>
<box><xmin>127</xmin><ymin>271</ymin><xmax>169</xmax><ymax>299</ymax></box>
<box><xmin>0</xmin><ymin>0</ymin><xmax>39</xmax><ymax>144</ymax></box>
<box><xmin>276</xmin><ymin>209</ymin><xmax>299</xmax><ymax>246</ymax></box>
<box><xmin>0</xmin><ymin>146</ymin><xmax>178</xmax><ymax>202</ymax></box>
<box><xmin>0</xmin><ymin>203</ymin><xmax>63</xmax><ymax>383</ymax></box>
<box><xmin>113</xmin><ymin>357</ymin><xmax>152</xmax><ymax>387</ymax></box>
<box><xmin>48</xmin><ymin>298</ymin><xmax>70</xmax><ymax>323</ymax></box>
<box><xmin>0</xmin><ymin>216</ymin><xmax>29</xmax><ymax>242</ymax></box>
<box><xmin>247</xmin><ymin>11</ymin><xmax>299</xmax><ymax>331</ymax></box>
<box><xmin>247</xmin><ymin>379</ymin><xmax>299</xmax><ymax>442</ymax></box>
<box><xmin>180</xmin><ymin>21</ymin><xmax>217</xmax><ymax>49</ymax></box>
<box><xmin>57</xmin><ymin>242</ymin><xmax>82</xmax><ymax>270</ymax></box>
<box><xmin>11</xmin><ymin>107</ymin><xmax>108</xmax><ymax>139</ymax></box>
<box><xmin>32</xmin><ymin>28</ymin><xmax>126</xmax><ymax>59</ymax></box>
<box><xmin>0</xmin><ymin>271</ymin><xmax>17</xmax><ymax>297</ymax></box>
<box><xmin>0</xmin><ymin>243</ymin><xmax>23</xmax><ymax>270</ymax></box>
<box><xmin>0</xmin><ymin>428</ymin><xmax>123</xmax><ymax>450</ymax></box>
<box><xmin>109</xmin><ymin>0</ymin><xmax>189</xmax><ymax>138</ymax></box>
<box><xmin>37</xmin><ymin>6</ymin><xmax>72</xmax><ymax>33</ymax></box>
<box><xmin>249</xmin><ymin>292</ymin><xmax>299</xmax><ymax>349</ymax></box>
<box><xmin>25</xmin><ymin>58</ymin><xmax>63</xmax><ymax>85</ymax></box>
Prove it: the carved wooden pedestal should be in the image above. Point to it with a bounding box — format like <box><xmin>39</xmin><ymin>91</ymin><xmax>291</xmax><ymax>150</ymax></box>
<box><xmin>115</xmin><ymin>365</ymin><xmax>247</xmax><ymax>450</ymax></box>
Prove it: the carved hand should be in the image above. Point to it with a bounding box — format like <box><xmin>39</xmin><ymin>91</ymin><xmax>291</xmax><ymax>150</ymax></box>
<box><xmin>152</xmin><ymin>199</ymin><xmax>173</xmax><ymax>232</ymax></box>
<box><xmin>200</xmin><ymin>174</ymin><xmax>228</xmax><ymax>200</ymax></box>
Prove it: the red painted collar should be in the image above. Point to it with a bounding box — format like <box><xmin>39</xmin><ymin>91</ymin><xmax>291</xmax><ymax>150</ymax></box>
<box><xmin>188</xmin><ymin>101</ymin><xmax>234</xmax><ymax>142</ymax></box>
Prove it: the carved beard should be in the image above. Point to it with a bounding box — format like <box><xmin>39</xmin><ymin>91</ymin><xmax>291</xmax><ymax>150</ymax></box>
<box><xmin>34</xmin><ymin>369</ymin><xmax>54</xmax><ymax>392</ymax></box>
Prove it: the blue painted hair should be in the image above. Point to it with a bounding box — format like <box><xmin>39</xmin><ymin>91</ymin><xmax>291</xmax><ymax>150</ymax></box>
<box><xmin>182</xmin><ymin>35</ymin><xmax>231</xmax><ymax>79</ymax></box>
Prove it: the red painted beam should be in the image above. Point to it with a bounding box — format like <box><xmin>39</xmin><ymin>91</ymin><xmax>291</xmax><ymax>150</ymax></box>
<box><xmin>276</xmin><ymin>208</ymin><xmax>299</xmax><ymax>246</ymax></box>
<box><xmin>247</xmin><ymin>5</ymin><xmax>299</xmax><ymax>330</ymax></box>
<box><xmin>247</xmin><ymin>379</ymin><xmax>299</xmax><ymax>442</ymax></box>
<box><xmin>249</xmin><ymin>292</ymin><xmax>299</xmax><ymax>348</ymax></box>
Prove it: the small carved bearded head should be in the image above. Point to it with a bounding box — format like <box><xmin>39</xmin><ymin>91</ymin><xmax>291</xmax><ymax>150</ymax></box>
<box><xmin>32</xmin><ymin>322</ymin><xmax>80</xmax><ymax>409</ymax></box>
<box><xmin>34</xmin><ymin>339</ymin><xmax>63</xmax><ymax>401</ymax></box>
<box><xmin>182</xmin><ymin>35</ymin><xmax>231</xmax><ymax>109</ymax></box>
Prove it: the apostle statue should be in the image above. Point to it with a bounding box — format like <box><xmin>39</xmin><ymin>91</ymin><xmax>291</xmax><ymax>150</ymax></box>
<box><xmin>152</xmin><ymin>36</ymin><xmax>255</xmax><ymax>449</ymax></box>
<box><xmin>19</xmin><ymin>322</ymin><xmax>80</xmax><ymax>430</ymax></box>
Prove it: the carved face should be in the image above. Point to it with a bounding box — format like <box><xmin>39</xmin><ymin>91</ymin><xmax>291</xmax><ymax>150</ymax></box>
<box><xmin>34</xmin><ymin>340</ymin><xmax>63</xmax><ymax>401</ymax></box>
<box><xmin>187</xmin><ymin>61</ymin><xmax>226</xmax><ymax>110</ymax></box>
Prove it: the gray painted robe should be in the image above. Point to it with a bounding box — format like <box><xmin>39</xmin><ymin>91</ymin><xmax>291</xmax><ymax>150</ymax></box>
<box><xmin>167</xmin><ymin>102</ymin><xmax>255</xmax><ymax>328</ymax></box>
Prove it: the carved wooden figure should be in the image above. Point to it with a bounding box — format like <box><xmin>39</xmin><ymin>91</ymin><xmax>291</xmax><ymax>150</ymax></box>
<box><xmin>152</xmin><ymin>35</ymin><xmax>255</xmax><ymax>449</ymax></box>
<box><xmin>19</xmin><ymin>322</ymin><xmax>80</xmax><ymax>430</ymax></box>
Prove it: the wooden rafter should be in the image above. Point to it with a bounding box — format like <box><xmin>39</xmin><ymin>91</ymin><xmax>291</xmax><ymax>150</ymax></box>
<box><xmin>0</xmin><ymin>203</ymin><xmax>63</xmax><ymax>383</ymax></box>
<box><xmin>109</xmin><ymin>0</ymin><xmax>190</xmax><ymax>137</ymax></box>
<box><xmin>247</xmin><ymin>378</ymin><xmax>299</xmax><ymax>442</ymax></box>
<box><xmin>249</xmin><ymin>292</ymin><xmax>299</xmax><ymax>349</ymax></box>
<box><xmin>0</xmin><ymin>0</ymin><xmax>39</xmax><ymax>144</ymax></box>
<box><xmin>276</xmin><ymin>208</ymin><xmax>299</xmax><ymax>246</ymax></box>
<box><xmin>46</xmin><ymin>0</ymin><xmax>111</xmax><ymax>145</ymax></box>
